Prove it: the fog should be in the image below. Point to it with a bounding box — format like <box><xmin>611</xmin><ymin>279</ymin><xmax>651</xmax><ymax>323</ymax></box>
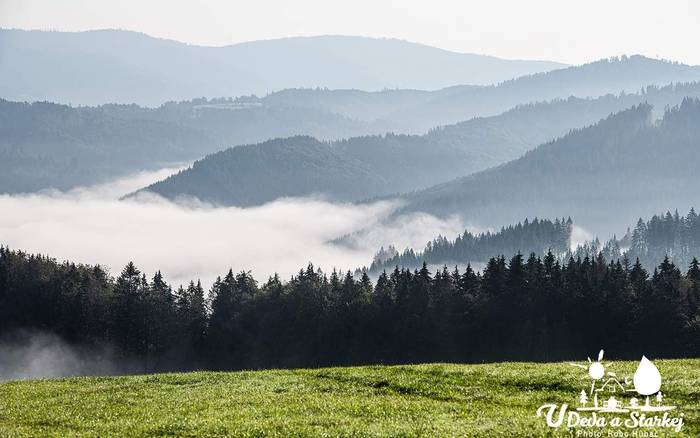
<box><xmin>0</xmin><ymin>167</ymin><xmax>466</xmax><ymax>287</ymax></box>
<box><xmin>0</xmin><ymin>331</ymin><xmax>133</xmax><ymax>381</ymax></box>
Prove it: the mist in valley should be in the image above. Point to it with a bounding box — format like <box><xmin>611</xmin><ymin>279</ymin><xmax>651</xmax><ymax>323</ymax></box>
<box><xmin>0</xmin><ymin>167</ymin><xmax>466</xmax><ymax>289</ymax></box>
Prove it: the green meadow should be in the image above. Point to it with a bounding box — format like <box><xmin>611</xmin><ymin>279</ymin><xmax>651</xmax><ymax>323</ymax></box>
<box><xmin>1</xmin><ymin>360</ymin><xmax>698</xmax><ymax>437</ymax></box>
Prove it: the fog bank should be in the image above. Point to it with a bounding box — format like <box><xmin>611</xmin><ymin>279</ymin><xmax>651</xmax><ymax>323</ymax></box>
<box><xmin>0</xmin><ymin>168</ymin><xmax>466</xmax><ymax>287</ymax></box>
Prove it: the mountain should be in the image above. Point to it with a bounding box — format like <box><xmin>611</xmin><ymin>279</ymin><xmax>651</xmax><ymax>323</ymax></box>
<box><xmin>189</xmin><ymin>56</ymin><xmax>700</xmax><ymax>135</ymax></box>
<box><xmin>139</xmin><ymin>83</ymin><xmax>700</xmax><ymax>206</ymax></box>
<box><xmin>0</xmin><ymin>98</ymin><xmax>368</xmax><ymax>193</ymax></box>
<box><xmin>0</xmin><ymin>29</ymin><xmax>564</xmax><ymax>106</ymax></box>
<box><xmin>378</xmin><ymin>55</ymin><xmax>700</xmax><ymax>133</ymax></box>
<box><xmin>396</xmin><ymin>98</ymin><xmax>700</xmax><ymax>236</ymax></box>
<box><xmin>5</xmin><ymin>51</ymin><xmax>700</xmax><ymax>195</ymax></box>
<box><xmin>0</xmin><ymin>100</ymin><xmax>214</xmax><ymax>192</ymax></box>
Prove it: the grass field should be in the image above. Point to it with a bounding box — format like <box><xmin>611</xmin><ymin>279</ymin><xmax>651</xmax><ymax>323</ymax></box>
<box><xmin>0</xmin><ymin>359</ymin><xmax>698</xmax><ymax>437</ymax></box>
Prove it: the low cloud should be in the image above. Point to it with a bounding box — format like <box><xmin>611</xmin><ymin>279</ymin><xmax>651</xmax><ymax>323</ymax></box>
<box><xmin>0</xmin><ymin>168</ymin><xmax>466</xmax><ymax>287</ymax></box>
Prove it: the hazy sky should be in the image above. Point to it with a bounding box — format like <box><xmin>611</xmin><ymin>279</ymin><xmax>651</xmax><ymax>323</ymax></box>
<box><xmin>1</xmin><ymin>0</ymin><xmax>699</xmax><ymax>65</ymax></box>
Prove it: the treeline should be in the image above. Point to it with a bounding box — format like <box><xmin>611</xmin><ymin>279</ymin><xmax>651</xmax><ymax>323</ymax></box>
<box><xmin>572</xmin><ymin>208</ymin><xmax>700</xmax><ymax>271</ymax></box>
<box><xmin>368</xmin><ymin>218</ymin><xmax>572</xmax><ymax>274</ymax></box>
<box><xmin>1</xmin><ymin>246</ymin><xmax>698</xmax><ymax>373</ymax></box>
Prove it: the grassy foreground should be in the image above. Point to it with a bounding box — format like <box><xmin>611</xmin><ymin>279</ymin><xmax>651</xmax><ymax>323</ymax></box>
<box><xmin>0</xmin><ymin>360</ymin><xmax>698</xmax><ymax>437</ymax></box>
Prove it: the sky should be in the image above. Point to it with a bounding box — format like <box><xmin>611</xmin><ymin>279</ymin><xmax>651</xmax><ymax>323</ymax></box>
<box><xmin>1</xmin><ymin>0</ymin><xmax>699</xmax><ymax>65</ymax></box>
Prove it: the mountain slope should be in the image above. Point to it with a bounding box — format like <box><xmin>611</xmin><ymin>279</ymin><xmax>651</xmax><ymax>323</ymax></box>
<box><xmin>5</xmin><ymin>55</ymin><xmax>700</xmax><ymax>194</ymax></box>
<box><xmin>140</xmin><ymin>83</ymin><xmax>700</xmax><ymax>207</ymax></box>
<box><xmin>204</xmin><ymin>57</ymin><xmax>700</xmax><ymax>134</ymax></box>
<box><xmin>0</xmin><ymin>100</ymin><xmax>217</xmax><ymax>192</ymax></box>
<box><xmin>398</xmin><ymin>98</ymin><xmax>700</xmax><ymax>236</ymax></box>
<box><xmin>142</xmin><ymin>136</ymin><xmax>381</xmax><ymax>205</ymax></box>
<box><xmin>0</xmin><ymin>29</ymin><xmax>564</xmax><ymax>105</ymax></box>
<box><xmin>0</xmin><ymin>98</ymin><xmax>369</xmax><ymax>193</ymax></box>
<box><xmin>379</xmin><ymin>55</ymin><xmax>700</xmax><ymax>132</ymax></box>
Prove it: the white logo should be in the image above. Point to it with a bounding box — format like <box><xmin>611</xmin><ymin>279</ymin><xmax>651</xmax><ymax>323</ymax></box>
<box><xmin>536</xmin><ymin>350</ymin><xmax>684</xmax><ymax>433</ymax></box>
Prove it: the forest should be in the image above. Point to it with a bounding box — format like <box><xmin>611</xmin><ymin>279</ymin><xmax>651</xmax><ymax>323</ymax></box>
<box><xmin>2</xmin><ymin>243</ymin><xmax>698</xmax><ymax>373</ymax></box>
<box><xmin>400</xmin><ymin>98</ymin><xmax>700</xmax><ymax>236</ymax></box>
<box><xmin>369</xmin><ymin>217</ymin><xmax>572</xmax><ymax>273</ymax></box>
<box><xmin>373</xmin><ymin>209</ymin><xmax>700</xmax><ymax>275</ymax></box>
<box><xmin>141</xmin><ymin>86</ymin><xmax>700</xmax><ymax>207</ymax></box>
<box><xmin>570</xmin><ymin>208</ymin><xmax>700</xmax><ymax>270</ymax></box>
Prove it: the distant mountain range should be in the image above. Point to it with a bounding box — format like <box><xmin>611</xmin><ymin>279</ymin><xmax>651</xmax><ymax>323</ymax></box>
<box><xmin>397</xmin><ymin>98</ymin><xmax>700</xmax><ymax>236</ymax></box>
<box><xmin>198</xmin><ymin>55</ymin><xmax>700</xmax><ymax>135</ymax></box>
<box><xmin>0</xmin><ymin>98</ymin><xmax>370</xmax><ymax>193</ymax></box>
<box><xmin>379</xmin><ymin>55</ymin><xmax>700</xmax><ymax>132</ymax></box>
<box><xmin>138</xmin><ymin>83</ymin><xmax>700</xmax><ymax>207</ymax></box>
<box><xmin>0</xmin><ymin>29</ymin><xmax>565</xmax><ymax>106</ymax></box>
<box><xmin>4</xmin><ymin>53</ymin><xmax>700</xmax><ymax>194</ymax></box>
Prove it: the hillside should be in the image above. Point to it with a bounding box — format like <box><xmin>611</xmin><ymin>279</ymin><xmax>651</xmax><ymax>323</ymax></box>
<box><xmin>0</xmin><ymin>29</ymin><xmax>564</xmax><ymax>105</ymax></box>
<box><xmin>384</xmin><ymin>55</ymin><xmax>700</xmax><ymax>133</ymax></box>
<box><xmin>139</xmin><ymin>136</ymin><xmax>379</xmax><ymax>205</ymax></box>
<box><xmin>5</xmin><ymin>65</ymin><xmax>700</xmax><ymax>194</ymax></box>
<box><xmin>141</xmin><ymin>84</ymin><xmax>700</xmax><ymax>206</ymax></box>
<box><xmin>0</xmin><ymin>362</ymin><xmax>698</xmax><ymax>437</ymax></box>
<box><xmin>0</xmin><ymin>99</ymin><xmax>367</xmax><ymax>193</ymax></box>
<box><xmin>227</xmin><ymin>56</ymin><xmax>700</xmax><ymax>134</ymax></box>
<box><xmin>399</xmin><ymin>98</ymin><xmax>700</xmax><ymax>236</ymax></box>
<box><xmin>0</xmin><ymin>100</ymin><xmax>215</xmax><ymax>192</ymax></box>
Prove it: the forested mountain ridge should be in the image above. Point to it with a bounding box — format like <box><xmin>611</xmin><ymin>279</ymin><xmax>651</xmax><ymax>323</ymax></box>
<box><xmin>139</xmin><ymin>136</ymin><xmax>380</xmax><ymax>205</ymax></box>
<box><xmin>221</xmin><ymin>57</ymin><xmax>700</xmax><ymax>134</ymax></box>
<box><xmin>3</xmin><ymin>29</ymin><xmax>698</xmax><ymax>134</ymax></box>
<box><xmin>5</xmin><ymin>73</ymin><xmax>700</xmax><ymax>194</ymax></box>
<box><xmin>4</xmin><ymin>51</ymin><xmax>700</xmax><ymax>195</ymax></box>
<box><xmin>0</xmin><ymin>98</ymin><xmax>367</xmax><ymax>193</ymax></box>
<box><xmin>0</xmin><ymin>29</ymin><xmax>564</xmax><ymax>106</ymax></box>
<box><xmin>140</xmin><ymin>84</ymin><xmax>700</xmax><ymax>206</ymax></box>
<box><xmin>0</xmin><ymin>100</ymin><xmax>214</xmax><ymax>192</ymax></box>
<box><xmin>398</xmin><ymin>98</ymin><xmax>700</xmax><ymax>236</ymax></box>
<box><xmin>378</xmin><ymin>55</ymin><xmax>700</xmax><ymax>133</ymax></box>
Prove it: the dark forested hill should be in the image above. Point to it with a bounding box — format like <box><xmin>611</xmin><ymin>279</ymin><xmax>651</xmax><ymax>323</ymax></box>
<box><xmin>140</xmin><ymin>84</ymin><xmax>700</xmax><ymax>206</ymax></box>
<box><xmin>0</xmin><ymin>29</ymin><xmax>564</xmax><ymax>106</ymax></box>
<box><xmin>399</xmin><ymin>98</ymin><xmax>700</xmax><ymax>236</ymax></box>
<box><xmin>140</xmin><ymin>136</ymin><xmax>382</xmax><ymax>205</ymax></box>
